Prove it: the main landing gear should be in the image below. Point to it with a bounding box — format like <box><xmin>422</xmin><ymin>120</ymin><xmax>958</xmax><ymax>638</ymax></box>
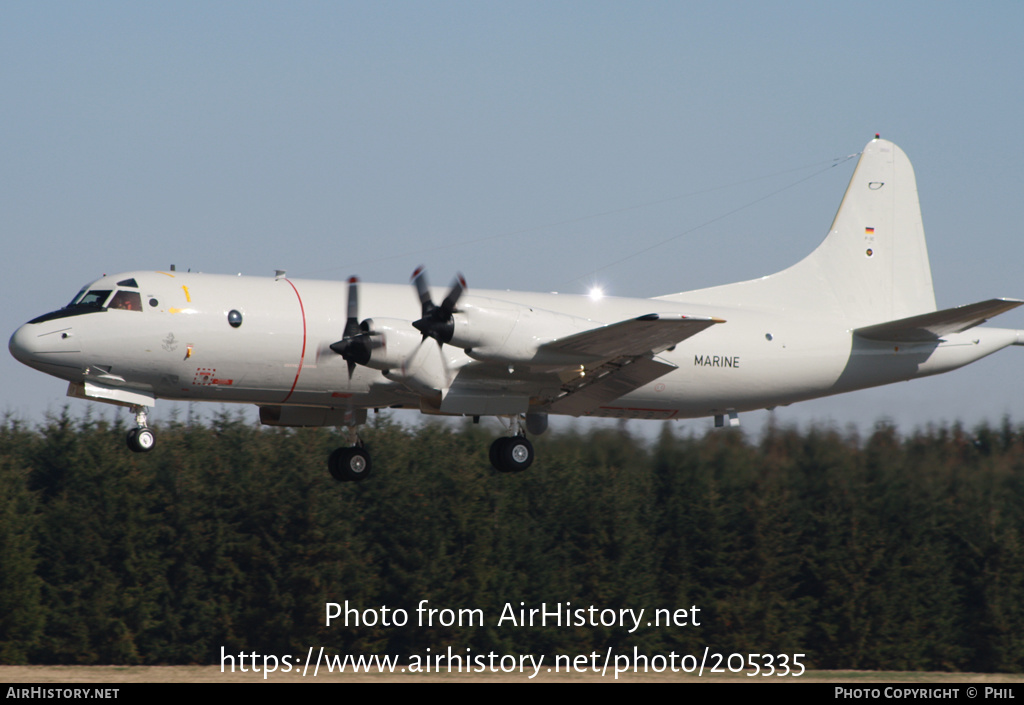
<box><xmin>325</xmin><ymin>415</ymin><xmax>536</xmax><ymax>482</ymax></box>
<box><xmin>328</xmin><ymin>445</ymin><xmax>372</xmax><ymax>482</ymax></box>
<box><xmin>489</xmin><ymin>435</ymin><xmax>534</xmax><ymax>473</ymax></box>
<box><xmin>489</xmin><ymin>414</ymin><xmax>535</xmax><ymax>473</ymax></box>
<box><xmin>328</xmin><ymin>428</ymin><xmax>372</xmax><ymax>482</ymax></box>
<box><xmin>126</xmin><ymin>405</ymin><xmax>155</xmax><ymax>453</ymax></box>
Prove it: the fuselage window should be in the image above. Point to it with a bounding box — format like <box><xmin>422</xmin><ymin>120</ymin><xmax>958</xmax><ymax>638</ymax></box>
<box><xmin>109</xmin><ymin>290</ymin><xmax>143</xmax><ymax>311</ymax></box>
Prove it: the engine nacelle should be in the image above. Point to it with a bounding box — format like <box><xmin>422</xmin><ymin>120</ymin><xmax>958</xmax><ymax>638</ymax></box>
<box><xmin>362</xmin><ymin>317</ymin><xmax>450</xmax><ymax>397</ymax></box>
<box><xmin>359</xmin><ymin>318</ymin><xmax>423</xmax><ymax>373</ymax></box>
<box><xmin>449</xmin><ymin>298</ymin><xmax>596</xmax><ymax>366</ymax></box>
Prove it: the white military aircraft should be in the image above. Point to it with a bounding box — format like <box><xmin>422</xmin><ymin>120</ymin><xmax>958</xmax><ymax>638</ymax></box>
<box><xmin>10</xmin><ymin>137</ymin><xmax>1024</xmax><ymax>480</ymax></box>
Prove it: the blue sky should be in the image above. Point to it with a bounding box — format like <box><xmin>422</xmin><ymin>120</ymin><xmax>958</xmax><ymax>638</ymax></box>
<box><xmin>4</xmin><ymin>1</ymin><xmax>1024</xmax><ymax>435</ymax></box>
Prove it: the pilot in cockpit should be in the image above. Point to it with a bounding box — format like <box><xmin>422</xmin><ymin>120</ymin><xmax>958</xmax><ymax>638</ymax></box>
<box><xmin>108</xmin><ymin>290</ymin><xmax>142</xmax><ymax>311</ymax></box>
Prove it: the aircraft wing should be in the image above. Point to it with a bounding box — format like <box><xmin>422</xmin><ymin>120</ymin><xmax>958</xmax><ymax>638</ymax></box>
<box><xmin>540</xmin><ymin>313</ymin><xmax>723</xmax><ymax>416</ymax></box>
<box><xmin>538</xmin><ymin>312</ymin><xmax>724</xmax><ymax>360</ymax></box>
<box><xmin>439</xmin><ymin>312</ymin><xmax>724</xmax><ymax>416</ymax></box>
<box><xmin>854</xmin><ymin>298</ymin><xmax>1024</xmax><ymax>342</ymax></box>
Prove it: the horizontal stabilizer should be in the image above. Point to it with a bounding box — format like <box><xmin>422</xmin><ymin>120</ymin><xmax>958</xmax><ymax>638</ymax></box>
<box><xmin>540</xmin><ymin>312</ymin><xmax>724</xmax><ymax>361</ymax></box>
<box><xmin>854</xmin><ymin>298</ymin><xmax>1024</xmax><ymax>342</ymax></box>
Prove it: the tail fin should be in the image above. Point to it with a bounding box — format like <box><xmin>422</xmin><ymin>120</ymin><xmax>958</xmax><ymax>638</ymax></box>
<box><xmin>663</xmin><ymin>137</ymin><xmax>938</xmax><ymax>324</ymax></box>
<box><xmin>808</xmin><ymin>137</ymin><xmax>937</xmax><ymax>320</ymax></box>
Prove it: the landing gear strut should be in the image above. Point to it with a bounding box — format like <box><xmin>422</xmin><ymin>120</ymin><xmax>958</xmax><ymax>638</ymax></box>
<box><xmin>328</xmin><ymin>426</ymin><xmax>372</xmax><ymax>482</ymax></box>
<box><xmin>490</xmin><ymin>415</ymin><xmax>534</xmax><ymax>473</ymax></box>
<box><xmin>126</xmin><ymin>406</ymin><xmax>155</xmax><ymax>453</ymax></box>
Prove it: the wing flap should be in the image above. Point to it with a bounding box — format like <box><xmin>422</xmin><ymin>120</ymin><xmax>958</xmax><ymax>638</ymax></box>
<box><xmin>854</xmin><ymin>298</ymin><xmax>1024</xmax><ymax>342</ymax></box>
<box><xmin>546</xmin><ymin>355</ymin><xmax>677</xmax><ymax>416</ymax></box>
<box><xmin>537</xmin><ymin>312</ymin><xmax>723</xmax><ymax>416</ymax></box>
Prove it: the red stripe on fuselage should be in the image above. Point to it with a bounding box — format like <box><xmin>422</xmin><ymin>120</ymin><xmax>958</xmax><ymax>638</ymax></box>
<box><xmin>282</xmin><ymin>279</ymin><xmax>307</xmax><ymax>403</ymax></box>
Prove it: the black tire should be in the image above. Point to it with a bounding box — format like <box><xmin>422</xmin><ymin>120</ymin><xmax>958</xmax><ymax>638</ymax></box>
<box><xmin>328</xmin><ymin>446</ymin><xmax>372</xmax><ymax>482</ymax></box>
<box><xmin>126</xmin><ymin>427</ymin><xmax>155</xmax><ymax>453</ymax></box>
<box><xmin>492</xmin><ymin>435</ymin><xmax>533</xmax><ymax>473</ymax></box>
<box><xmin>489</xmin><ymin>437</ymin><xmax>508</xmax><ymax>470</ymax></box>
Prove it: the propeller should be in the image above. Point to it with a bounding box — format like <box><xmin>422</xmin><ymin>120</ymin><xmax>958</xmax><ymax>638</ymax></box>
<box><xmin>411</xmin><ymin>266</ymin><xmax>466</xmax><ymax>345</ymax></box>
<box><xmin>329</xmin><ymin>277</ymin><xmax>378</xmax><ymax>378</ymax></box>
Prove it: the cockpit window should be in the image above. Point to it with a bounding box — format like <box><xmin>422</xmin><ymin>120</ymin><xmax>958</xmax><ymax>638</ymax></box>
<box><xmin>117</xmin><ymin>278</ymin><xmax>139</xmax><ymax>288</ymax></box>
<box><xmin>109</xmin><ymin>291</ymin><xmax>142</xmax><ymax>311</ymax></box>
<box><xmin>67</xmin><ymin>286</ymin><xmax>89</xmax><ymax>307</ymax></box>
<box><xmin>29</xmin><ymin>288</ymin><xmax>113</xmax><ymax>324</ymax></box>
<box><xmin>77</xmin><ymin>290</ymin><xmax>112</xmax><ymax>308</ymax></box>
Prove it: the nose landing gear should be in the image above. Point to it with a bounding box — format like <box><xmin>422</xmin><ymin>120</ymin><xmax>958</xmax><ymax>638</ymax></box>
<box><xmin>126</xmin><ymin>406</ymin><xmax>155</xmax><ymax>453</ymax></box>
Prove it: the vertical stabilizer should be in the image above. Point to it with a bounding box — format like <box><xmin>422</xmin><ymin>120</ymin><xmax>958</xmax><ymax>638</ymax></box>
<box><xmin>807</xmin><ymin>137</ymin><xmax>937</xmax><ymax>321</ymax></box>
<box><xmin>662</xmin><ymin>137</ymin><xmax>938</xmax><ymax>324</ymax></box>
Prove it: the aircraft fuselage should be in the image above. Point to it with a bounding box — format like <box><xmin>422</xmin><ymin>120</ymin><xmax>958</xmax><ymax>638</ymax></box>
<box><xmin>11</xmin><ymin>269</ymin><xmax>1018</xmax><ymax>422</ymax></box>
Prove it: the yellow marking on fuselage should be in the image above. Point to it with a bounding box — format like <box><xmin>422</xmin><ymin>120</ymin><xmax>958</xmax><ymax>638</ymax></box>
<box><xmin>156</xmin><ymin>271</ymin><xmax>176</xmax><ymax>277</ymax></box>
<box><xmin>168</xmin><ymin>308</ymin><xmax>198</xmax><ymax>315</ymax></box>
<box><xmin>182</xmin><ymin>285</ymin><xmax>191</xmax><ymax>302</ymax></box>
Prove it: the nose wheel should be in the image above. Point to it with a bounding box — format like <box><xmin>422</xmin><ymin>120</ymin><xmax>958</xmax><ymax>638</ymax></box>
<box><xmin>127</xmin><ymin>427</ymin><xmax>156</xmax><ymax>453</ymax></box>
<box><xmin>126</xmin><ymin>406</ymin><xmax>155</xmax><ymax>453</ymax></box>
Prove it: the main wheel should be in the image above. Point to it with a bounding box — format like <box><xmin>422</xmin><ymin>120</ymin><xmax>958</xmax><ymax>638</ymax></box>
<box><xmin>127</xmin><ymin>427</ymin><xmax>156</xmax><ymax>453</ymax></box>
<box><xmin>491</xmin><ymin>435</ymin><xmax>534</xmax><ymax>473</ymax></box>
<box><xmin>328</xmin><ymin>446</ymin><xmax>373</xmax><ymax>482</ymax></box>
<box><xmin>489</xmin><ymin>437</ymin><xmax>508</xmax><ymax>469</ymax></box>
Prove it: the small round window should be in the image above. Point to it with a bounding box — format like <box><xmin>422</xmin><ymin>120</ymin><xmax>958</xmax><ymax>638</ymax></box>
<box><xmin>228</xmin><ymin>310</ymin><xmax>243</xmax><ymax>328</ymax></box>
<box><xmin>149</xmin><ymin>298</ymin><xmax>159</xmax><ymax>307</ymax></box>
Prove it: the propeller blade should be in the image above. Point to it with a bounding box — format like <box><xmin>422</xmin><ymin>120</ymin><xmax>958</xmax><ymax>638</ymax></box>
<box><xmin>343</xmin><ymin>276</ymin><xmax>361</xmax><ymax>339</ymax></box>
<box><xmin>440</xmin><ymin>273</ymin><xmax>466</xmax><ymax>315</ymax></box>
<box><xmin>410</xmin><ymin>266</ymin><xmax>464</xmax><ymax>345</ymax></box>
<box><xmin>412</xmin><ymin>266</ymin><xmax>432</xmax><ymax>314</ymax></box>
<box><xmin>330</xmin><ymin>275</ymin><xmax>373</xmax><ymax>375</ymax></box>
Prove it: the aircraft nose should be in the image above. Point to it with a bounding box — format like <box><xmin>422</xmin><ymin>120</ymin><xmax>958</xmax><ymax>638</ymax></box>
<box><xmin>9</xmin><ymin>320</ymin><xmax>83</xmax><ymax>370</ymax></box>
<box><xmin>9</xmin><ymin>323</ymin><xmax>36</xmax><ymax>365</ymax></box>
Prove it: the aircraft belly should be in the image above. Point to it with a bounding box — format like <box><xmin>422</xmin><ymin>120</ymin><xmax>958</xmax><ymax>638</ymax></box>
<box><xmin>594</xmin><ymin>327</ymin><xmax>1020</xmax><ymax>421</ymax></box>
<box><xmin>280</xmin><ymin>366</ymin><xmax>414</xmax><ymax>409</ymax></box>
<box><xmin>564</xmin><ymin>340</ymin><xmax>845</xmax><ymax>419</ymax></box>
<box><xmin>618</xmin><ymin>321</ymin><xmax>850</xmax><ymax>416</ymax></box>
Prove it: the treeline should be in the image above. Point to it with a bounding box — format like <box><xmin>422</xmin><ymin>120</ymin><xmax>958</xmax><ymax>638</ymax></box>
<box><xmin>2</xmin><ymin>411</ymin><xmax>1024</xmax><ymax>671</ymax></box>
